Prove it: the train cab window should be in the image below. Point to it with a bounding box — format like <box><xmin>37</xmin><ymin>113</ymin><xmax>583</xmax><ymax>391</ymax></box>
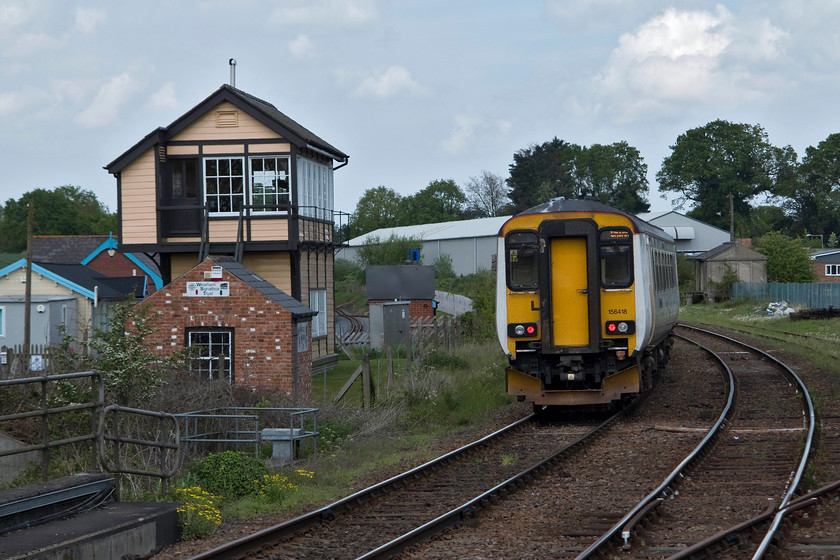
<box><xmin>506</xmin><ymin>231</ymin><xmax>539</xmax><ymax>290</ymax></box>
<box><xmin>599</xmin><ymin>229</ymin><xmax>633</xmax><ymax>288</ymax></box>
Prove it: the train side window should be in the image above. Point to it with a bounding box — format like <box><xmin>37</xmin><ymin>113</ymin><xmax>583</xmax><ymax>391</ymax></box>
<box><xmin>599</xmin><ymin>229</ymin><xmax>633</xmax><ymax>288</ymax></box>
<box><xmin>507</xmin><ymin>231</ymin><xmax>539</xmax><ymax>290</ymax></box>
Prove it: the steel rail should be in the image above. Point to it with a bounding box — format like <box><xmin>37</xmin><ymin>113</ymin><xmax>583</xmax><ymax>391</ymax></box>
<box><xmin>355</xmin><ymin>409</ymin><xmax>629</xmax><ymax>560</ymax></box>
<box><xmin>185</xmin><ymin>413</ymin><xmax>536</xmax><ymax>560</ymax></box>
<box><xmin>677</xmin><ymin>325</ymin><xmax>817</xmax><ymax>559</ymax></box>
<box><xmin>574</xmin><ymin>330</ymin><xmax>736</xmax><ymax>559</ymax></box>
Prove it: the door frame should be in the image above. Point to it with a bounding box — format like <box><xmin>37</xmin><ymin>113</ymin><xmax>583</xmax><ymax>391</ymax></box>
<box><xmin>537</xmin><ymin>219</ymin><xmax>601</xmax><ymax>354</ymax></box>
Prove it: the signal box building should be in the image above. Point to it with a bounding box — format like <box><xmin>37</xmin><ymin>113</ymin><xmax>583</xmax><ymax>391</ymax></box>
<box><xmin>105</xmin><ymin>84</ymin><xmax>348</xmax><ymax>391</ymax></box>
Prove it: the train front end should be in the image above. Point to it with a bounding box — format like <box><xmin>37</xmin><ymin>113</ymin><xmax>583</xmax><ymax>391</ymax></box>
<box><xmin>496</xmin><ymin>199</ymin><xmax>663</xmax><ymax>408</ymax></box>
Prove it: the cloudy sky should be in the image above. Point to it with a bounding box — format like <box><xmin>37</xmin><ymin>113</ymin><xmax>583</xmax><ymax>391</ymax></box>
<box><xmin>1</xmin><ymin>0</ymin><xmax>839</xmax><ymax>216</ymax></box>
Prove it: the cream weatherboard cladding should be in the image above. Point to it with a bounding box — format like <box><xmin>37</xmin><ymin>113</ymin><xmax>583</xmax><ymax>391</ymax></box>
<box><xmin>106</xmin><ymin>84</ymin><xmax>348</xmax><ymax>378</ymax></box>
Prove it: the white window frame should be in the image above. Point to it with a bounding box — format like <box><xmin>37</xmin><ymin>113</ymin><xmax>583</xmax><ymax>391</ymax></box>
<box><xmin>826</xmin><ymin>264</ymin><xmax>840</xmax><ymax>277</ymax></box>
<box><xmin>297</xmin><ymin>157</ymin><xmax>334</xmax><ymax>219</ymax></box>
<box><xmin>249</xmin><ymin>156</ymin><xmax>291</xmax><ymax>214</ymax></box>
<box><xmin>0</xmin><ymin>306</ymin><xmax>5</xmax><ymax>338</ymax></box>
<box><xmin>309</xmin><ymin>289</ymin><xmax>327</xmax><ymax>338</ymax></box>
<box><xmin>204</xmin><ymin>157</ymin><xmax>245</xmax><ymax>216</ymax></box>
<box><xmin>187</xmin><ymin>329</ymin><xmax>234</xmax><ymax>382</ymax></box>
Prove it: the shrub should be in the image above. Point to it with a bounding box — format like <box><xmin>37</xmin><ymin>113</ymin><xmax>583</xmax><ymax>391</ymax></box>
<box><xmin>175</xmin><ymin>486</ymin><xmax>222</xmax><ymax>539</ymax></box>
<box><xmin>189</xmin><ymin>451</ymin><xmax>266</xmax><ymax>499</ymax></box>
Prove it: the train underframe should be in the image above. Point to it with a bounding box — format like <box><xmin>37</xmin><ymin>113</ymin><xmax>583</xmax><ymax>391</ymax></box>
<box><xmin>507</xmin><ymin>333</ymin><xmax>675</xmax><ymax>408</ymax></box>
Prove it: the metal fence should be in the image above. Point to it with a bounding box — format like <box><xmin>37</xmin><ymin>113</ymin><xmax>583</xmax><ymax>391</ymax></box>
<box><xmin>175</xmin><ymin>407</ymin><xmax>318</xmax><ymax>459</ymax></box>
<box><xmin>731</xmin><ymin>282</ymin><xmax>840</xmax><ymax>309</ymax></box>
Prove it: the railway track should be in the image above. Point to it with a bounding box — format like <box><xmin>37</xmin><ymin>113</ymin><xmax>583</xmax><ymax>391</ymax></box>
<box><xmin>180</xmin><ymin>327</ymin><xmax>839</xmax><ymax>559</ymax></box>
<box><xmin>591</xmin><ymin>324</ymin><xmax>816</xmax><ymax>559</ymax></box>
<box><xmin>396</xmin><ymin>326</ymin><xmax>818</xmax><ymax>559</ymax></box>
<box><xmin>185</xmin><ymin>411</ymin><xmax>619</xmax><ymax>560</ymax></box>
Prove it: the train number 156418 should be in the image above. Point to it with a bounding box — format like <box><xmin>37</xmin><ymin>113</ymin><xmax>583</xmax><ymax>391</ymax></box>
<box><xmin>607</xmin><ymin>308</ymin><xmax>628</xmax><ymax>315</ymax></box>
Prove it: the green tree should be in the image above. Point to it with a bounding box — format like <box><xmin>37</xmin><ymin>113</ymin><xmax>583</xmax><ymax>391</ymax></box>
<box><xmin>780</xmin><ymin>133</ymin><xmax>840</xmax><ymax>237</ymax></box>
<box><xmin>755</xmin><ymin>232</ymin><xmax>816</xmax><ymax>283</ymax></box>
<box><xmin>508</xmin><ymin>138</ymin><xmax>650</xmax><ymax>213</ymax></box>
<box><xmin>0</xmin><ymin>186</ymin><xmax>116</xmax><ymax>252</ymax></box>
<box><xmin>507</xmin><ymin>137</ymin><xmax>577</xmax><ymax>211</ymax></box>
<box><xmin>355</xmin><ymin>234</ymin><xmax>422</xmax><ymax>267</ymax></box>
<box><xmin>656</xmin><ymin>120</ymin><xmax>797</xmax><ymax>231</ymax></box>
<box><xmin>92</xmin><ymin>300</ymin><xmax>187</xmax><ymax>406</ymax></box>
<box><xmin>402</xmin><ymin>179</ymin><xmax>466</xmax><ymax>225</ymax></box>
<box><xmin>573</xmin><ymin>141</ymin><xmax>650</xmax><ymax>213</ymax></box>
<box><xmin>350</xmin><ymin>186</ymin><xmax>404</xmax><ymax>237</ymax></box>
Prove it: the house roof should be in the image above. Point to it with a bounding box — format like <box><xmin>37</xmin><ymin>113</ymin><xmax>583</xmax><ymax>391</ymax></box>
<box><xmin>691</xmin><ymin>242</ymin><xmax>767</xmax><ymax>262</ymax></box>
<box><xmin>31</xmin><ymin>234</ymin><xmax>163</xmax><ymax>290</ymax></box>
<box><xmin>36</xmin><ymin>263</ymin><xmax>147</xmax><ymax>299</ymax></box>
<box><xmin>0</xmin><ymin>259</ymin><xmax>145</xmax><ymax>300</ymax></box>
<box><xmin>105</xmin><ymin>84</ymin><xmax>348</xmax><ymax>174</ymax></box>
<box><xmin>347</xmin><ymin>216</ymin><xmax>512</xmax><ymax>246</ymax></box>
<box><xmin>209</xmin><ymin>256</ymin><xmax>316</xmax><ymax>319</ymax></box>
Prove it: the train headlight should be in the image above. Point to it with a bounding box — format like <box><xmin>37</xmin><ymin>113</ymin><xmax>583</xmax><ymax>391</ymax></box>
<box><xmin>508</xmin><ymin>323</ymin><xmax>538</xmax><ymax>338</ymax></box>
<box><xmin>605</xmin><ymin>320</ymin><xmax>635</xmax><ymax>335</ymax></box>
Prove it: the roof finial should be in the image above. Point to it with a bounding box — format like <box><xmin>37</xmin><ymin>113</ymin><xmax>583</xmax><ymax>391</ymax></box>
<box><xmin>229</xmin><ymin>58</ymin><xmax>237</xmax><ymax>88</ymax></box>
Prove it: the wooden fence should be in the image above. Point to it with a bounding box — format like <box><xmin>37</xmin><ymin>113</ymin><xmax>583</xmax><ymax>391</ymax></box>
<box><xmin>0</xmin><ymin>344</ymin><xmax>61</xmax><ymax>379</ymax></box>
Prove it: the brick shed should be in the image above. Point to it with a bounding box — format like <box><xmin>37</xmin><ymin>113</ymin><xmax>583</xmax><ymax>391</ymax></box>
<box><xmin>142</xmin><ymin>256</ymin><xmax>316</xmax><ymax>399</ymax></box>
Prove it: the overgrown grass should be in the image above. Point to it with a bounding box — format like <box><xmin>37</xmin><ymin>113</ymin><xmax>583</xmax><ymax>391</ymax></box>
<box><xmin>188</xmin><ymin>340</ymin><xmax>513</xmax><ymax>522</ymax></box>
<box><xmin>679</xmin><ymin>299</ymin><xmax>840</xmax><ymax>397</ymax></box>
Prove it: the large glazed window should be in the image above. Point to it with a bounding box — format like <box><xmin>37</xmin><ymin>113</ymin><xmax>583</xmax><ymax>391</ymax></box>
<box><xmin>205</xmin><ymin>157</ymin><xmax>244</xmax><ymax>214</ymax></box>
<box><xmin>506</xmin><ymin>231</ymin><xmax>539</xmax><ymax>290</ymax></box>
<box><xmin>599</xmin><ymin>229</ymin><xmax>633</xmax><ymax>288</ymax></box>
<box><xmin>250</xmin><ymin>156</ymin><xmax>290</xmax><ymax>212</ymax></box>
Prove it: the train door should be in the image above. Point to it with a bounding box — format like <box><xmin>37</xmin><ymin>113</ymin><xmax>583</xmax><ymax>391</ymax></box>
<box><xmin>538</xmin><ymin>219</ymin><xmax>599</xmax><ymax>354</ymax></box>
<box><xmin>549</xmin><ymin>238</ymin><xmax>589</xmax><ymax>347</ymax></box>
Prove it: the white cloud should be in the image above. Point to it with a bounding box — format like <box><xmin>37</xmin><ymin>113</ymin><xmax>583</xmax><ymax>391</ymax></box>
<box><xmin>289</xmin><ymin>34</ymin><xmax>313</xmax><ymax>58</ymax></box>
<box><xmin>75</xmin><ymin>72</ymin><xmax>139</xmax><ymax>128</ymax></box>
<box><xmin>147</xmin><ymin>82</ymin><xmax>178</xmax><ymax>111</ymax></box>
<box><xmin>441</xmin><ymin>115</ymin><xmax>482</xmax><ymax>154</ymax></box>
<box><xmin>269</xmin><ymin>0</ymin><xmax>378</xmax><ymax>26</ymax></box>
<box><xmin>0</xmin><ymin>91</ymin><xmax>30</xmax><ymax>118</ymax></box>
<box><xmin>352</xmin><ymin>65</ymin><xmax>426</xmax><ymax>98</ymax></box>
<box><xmin>591</xmin><ymin>6</ymin><xmax>787</xmax><ymax>120</ymax></box>
<box><xmin>75</xmin><ymin>7</ymin><xmax>106</xmax><ymax>34</ymax></box>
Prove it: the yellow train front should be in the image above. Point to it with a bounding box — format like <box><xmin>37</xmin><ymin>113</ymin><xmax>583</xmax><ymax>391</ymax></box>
<box><xmin>496</xmin><ymin>198</ymin><xmax>679</xmax><ymax>409</ymax></box>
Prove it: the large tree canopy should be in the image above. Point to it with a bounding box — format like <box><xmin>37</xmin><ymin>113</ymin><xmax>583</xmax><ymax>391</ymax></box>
<box><xmin>401</xmin><ymin>179</ymin><xmax>466</xmax><ymax>225</ymax></box>
<box><xmin>780</xmin><ymin>132</ymin><xmax>840</xmax><ymax>237</ymax></box>
<box><xmin>656</xmin><ymin>120</ymin><xmax>797</xmax><ymax>231</ymax></box>
<box><xmin>350</xmin><ymin>186</ymin><xmax>405</xmax><ymax>237</ymax></box>
<box><xmin>507</xmin><ymin>137</ymin><xmax>576</xmax><ymax>212</ymax></box>
<box><xmin>507</xmin><ymin>138</ymin><xmax>650</xmax><ymax>213</ymax></box>
<box><xmin>0</xmin><ymin>186</ymin><xmax>116</xmax><ymax>252</ymax></box>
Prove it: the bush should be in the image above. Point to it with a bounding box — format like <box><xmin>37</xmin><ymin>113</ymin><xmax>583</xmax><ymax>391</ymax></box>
<box><xmin>175</xmin><ymin>486</ymin><xmax>222</xmax><ymax>539</ymax></box>
<box><xmin>189</xmin><ymin>451</ymin><xmax>266</xmax><ymax>499</ymax></box>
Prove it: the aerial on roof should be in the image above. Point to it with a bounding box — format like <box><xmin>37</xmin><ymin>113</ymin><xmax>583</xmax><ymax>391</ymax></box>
<box><xmin>105</xmin><ymin>84</ymin><xmax>348</xmax><ymax>174</ymax></box>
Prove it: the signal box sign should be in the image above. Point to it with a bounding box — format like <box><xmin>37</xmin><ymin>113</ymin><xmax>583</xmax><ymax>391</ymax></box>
<box><xmin>186</xmin><ymin>281</ymin><xmax>230</xmax><ymax>297</ymax></box>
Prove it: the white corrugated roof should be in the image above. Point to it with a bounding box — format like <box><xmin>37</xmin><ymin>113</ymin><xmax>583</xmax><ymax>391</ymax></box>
<box><xmin>347</xmin><ymin>216</ymin><xmax>511</xmax><ymax>246</ymax></box>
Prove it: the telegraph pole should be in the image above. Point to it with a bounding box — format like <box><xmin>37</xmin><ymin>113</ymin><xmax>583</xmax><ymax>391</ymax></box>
<box><xmin>23</xmin><ymin>201</ymin><xmax>33</xmax><ymax>372</ymax></box>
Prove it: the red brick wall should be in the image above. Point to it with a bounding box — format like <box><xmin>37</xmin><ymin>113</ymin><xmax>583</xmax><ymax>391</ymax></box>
<box><xmin>812</xmin><ymin>262</ymin><xmax>840</xmax><ymax>283</ymax></box>
<box><xmin>368</xmin><ymin>299</ymin><xmax>435</xmax><ymax>321</ymax></box>
<box><xmin>87</xmin><ymin>252</ymin><xmax>155</xmax><ymax>291</ymax></box>
<box><xmin>142</xmin><ymin>260</ymin><xmax>312</xmax><ymax>399</ymax></box>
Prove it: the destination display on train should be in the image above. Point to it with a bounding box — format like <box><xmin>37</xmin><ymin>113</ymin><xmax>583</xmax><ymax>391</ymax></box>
<box><xmin>601</xmin><ymin>229</ymin><xmax>631</xmax><ymax>240</ymax></box>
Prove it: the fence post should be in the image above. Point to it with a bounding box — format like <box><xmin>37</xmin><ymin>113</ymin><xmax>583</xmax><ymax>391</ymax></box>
<box><xmin>386</xmin><ymin>346</ymin><xmax>394</xmax><ymax>389</ymax></box>
<box><xmin>362</xmin><ymin>353</ymin><xmax>374</xmax><ymax>410</ymax></box>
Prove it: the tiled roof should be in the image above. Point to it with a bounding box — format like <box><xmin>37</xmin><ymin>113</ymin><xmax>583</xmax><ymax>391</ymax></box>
<box><xmin>32</xmin><ymin>235</ymin><xmax>107</xmax><ymax>264</ymax></box>
<box><xmin>35</xmin><ymin>262</ymin><xmax>146</xmax><ymax>299</ymax></box>
<box><xmin>209</xmin><ymin>256</ymin><xmax>316</xmax><ymax>319</ymax></box>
